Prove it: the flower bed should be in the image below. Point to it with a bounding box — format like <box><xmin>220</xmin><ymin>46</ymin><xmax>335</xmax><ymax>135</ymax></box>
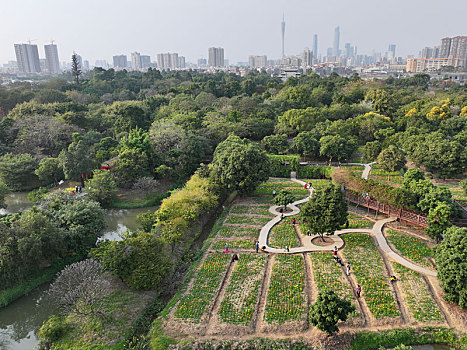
<box><xmin>344</xmin><ymin>218</ymin><xmax>372</xmax><ymax>229</ymax></box>
<box><xmin>219</xmin><ymin>254</ymin><xmax>266</xmax><ymax>325</ymax></box>
<box><xmin>392</xmin><ymin>262</ymin><xmax>443</xmax><ymax>322</ymax></box>
<box><xmin>215</xmin><ymin>226</ymin><xmax>259</xmax><ymax>239</ymax></box>
<box><xmin>211</xmin><ymin>240</ymin><xmax>254</xmax><ymax>250</ymax></box>
<box><xmin>175</xmin><ymin>253</ymin><xmax>231</xmax><ymax>321</ymax></box>
<box><xmin>385</xmin><ymin>230</ymin><xmax>433</xmax><ymax>268</ymax></box>
<box><xmin>224</xmin><ymin>215</ymin><xmax>271</xmax><ymax>226</ymax></box>
<box><xmin>341</xmin><ymin>233</ymin><xmax>399</xmax><ymax>319</ymax></box>
<box><xmin>264</xmin><ymin>255</ymin><xmax>305</xmax><ymax>324</ymax></box>
<box><xmin>230</xmin><ymin>205</ymin><xmax>272</xmax><ymax>216</ymax></box>
<box><xmin>268</xmin><ymin>224</ymin><xmax>300</xmax><ymax>249</ymax></box>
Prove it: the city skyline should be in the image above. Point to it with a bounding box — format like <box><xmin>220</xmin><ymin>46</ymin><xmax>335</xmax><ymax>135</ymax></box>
<box><xmin>1</xmin><ymin>0</ymin><xmax>467</xmax><ymax>65</ymax></box>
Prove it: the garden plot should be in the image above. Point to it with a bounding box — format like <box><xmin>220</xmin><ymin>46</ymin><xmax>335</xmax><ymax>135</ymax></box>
<box><xmin>268</xmin><ymin>223</ymin><xmax>300</xmax><ymax>249</ymax></box>
<box><xmin>175</xmin><ymin>253</ymin><xmax>231</xmax><ymax>322</ymax></box>
<box><xmin>224</xmin><ymin>215</ymin><xmax>270</xmax><ymax>226</ymax></box>
<box><xmin>214</xmin><ymin>226</ymin><xmax>259</xmax><ymax>239</ymax></box>
<box><xmin>211</xmin><ymin>240</ymin><xmax>254</xmax><ymax>250</ymax></box>
<box><xmin>392</xmin><ymin>262</ymin><xmax>444</xmax><ymax>323</ymax></box>
<box><xmin>341</xmin><ymin>233</ymin><xmax>400</xmax><ymax>320</ymax></box>
<box><xmin>385</xmin><ymin>230</ymin><xmax>434</xmax><ymax>268</ymax></box>
<box><xmin>230</xmin><ymin>204</ymin><xmax>272</xmax><ymax>216</ymax></box>
<box><xmin>264</xmin><ymin>255</ymin><xmax>306</xmax><ymax>326</ymax></box>
<box><xmin>218</xmin><ymin>254</ymin><xmax>266</xmax><ymax>326</ymax></box>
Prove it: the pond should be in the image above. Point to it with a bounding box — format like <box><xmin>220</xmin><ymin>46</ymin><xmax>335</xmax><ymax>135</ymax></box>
<box><xmin>0</xmin><ymin>194</ymin><xmax>158</xmax><ymax>349</ymax></box>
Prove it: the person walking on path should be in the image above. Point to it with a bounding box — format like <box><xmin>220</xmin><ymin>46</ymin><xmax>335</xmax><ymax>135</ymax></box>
<box><xmin>272</xmin><ymin>189</ymin><xmax>276</xmax><ymax>197</ymax></box>
<box><xmin>225</xmin><ymin>243</ymin><xmax>229</xmax><ymax>254</ymax></box>
<box><xmin>345</xmin><ymin>220</ymin><xmax>349</xmax><ymax>229</ymax></box>
<box><xmin>346</xmin><ymin>262</ymin><xmax>351</xmax><ymax>276</ymax></box>
<box><xmin>292</xmin><ymin>218</ymin><xmax>296</xmax><ymax>225</ymax></box>
<box><xmin>356</xmin><ymin>284</ymin><xmax>362</xmax><ymax>298</ymax></box>
<box><xmin>255</xmin><ymin>241</ymin><xmax>259</xmax><ymax>253</ymax></box>
<box><xmin>307</xmin><ymin>228</ymin><xmax>311</xmax><ymax>236</ymax></box>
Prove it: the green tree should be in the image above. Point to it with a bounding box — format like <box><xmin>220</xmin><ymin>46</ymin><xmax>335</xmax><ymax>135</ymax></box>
<box><xmin>261</xmin><ymin>134</ymin><xmax>289</xmax><ymax>155</ymax></box>
<box><xmin>309</xmin><ymin>290</ymin><xmax>355</xmax><ymax>335</ymax></box>
<box><xmin>86</xmin><ymin>169</ymin><xmax>117</xmax><ymax>207</ymax></box>
<box><xmin>300</xmin><ymin>184</ymin><xmax>347</xmax><ymax>241</ymax></box>
<box><xmin>212</xmin><ymin>135</ymin><xmax>269</xmax><ymax>194</ymax></box>
<box><xmin>90</xmin><ymin>231</ymin><xmax>173</xmax><ymax>290</ymax></box>
<box><xmin>0</xmin><ymin>180</ymin><xmax>8</xmax><ymax>208</ymax></box>
<box><xmin>364</xmin><ymin>88</ymin><xmax>395</xmax><ymax>115</ymax></box>
<box><xmin>319</xmin><ymin>135</ymin><xmax>355</xmax><ymax>164</ymax></box>
<box><xmin>0</xmin><ymin>153</ymin><xmax>39</xmax><ymax>190</ymax></box>
<box><xmin>376</xmin><ymin>145</ymin><xmax>406</xmax><ymax>180</ymax></box>
<box><xmin>291</xmin><ymin>131</ymin><xmax>319</xmax><ymax>158</ymax></box>
<box><xmin>274</xmin><ymin>189</ymin><xmax>296</xmax><ymax>211</ymax></box>
<box><xmin>426</xmin><ymin>202</ymin><xmax>452</xmax><ymax>241</ymax></box>
<box><xmin>403</xmin><ymin>168</ymin><xmax>425</xmax><ymax>188</ymax></box>
<box><xmin>460</xmin><ymin>179</ymin><xmax>467</xmax><ymax>196</ymax></box>
<box><xmin>112</xmin><ymin>148</ymin><xmax>152</xmax><ymax>188</ymax></box>
<box><xmin>34</xmin><ymin>157</ymin><xmax>64</xmax><ymax>184</ymax></box>
<box><xmin>435</xmin><ymin>226</ymin><xmax>467</xmax><ymax>308</ymax></box>
<box><xmin>361</xmin><ymin>141</ymin><xmax>381</xmax><ymax>163</ymax></box>
<box><xmin>71</xmin><ymin>52</ymin><xmax>82</xmax><ymax>85</ymax></box>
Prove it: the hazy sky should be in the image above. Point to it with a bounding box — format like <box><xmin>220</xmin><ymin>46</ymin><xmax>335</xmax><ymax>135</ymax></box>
<box><xmin>1</xmin><ymin>0</ymin><xmax>466</xmax><ymax>65</ymax></box>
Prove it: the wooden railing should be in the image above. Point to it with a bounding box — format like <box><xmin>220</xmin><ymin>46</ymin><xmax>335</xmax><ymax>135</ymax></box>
<box><xmin>345</xmin><ymin>191</ymin><xmax>428</xmax><ymax>228</ymax></box>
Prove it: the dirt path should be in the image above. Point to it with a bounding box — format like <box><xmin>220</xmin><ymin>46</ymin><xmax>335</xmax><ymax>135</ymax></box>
<box><xmin>254</xmin><ymin>254</ymin><xmax>274</xmax><ymax>333</ymax></box>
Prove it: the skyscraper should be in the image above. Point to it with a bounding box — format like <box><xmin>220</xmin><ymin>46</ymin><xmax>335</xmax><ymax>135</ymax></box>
<box><xmin>113</xmin><ymin>55</ymin><xmax>127</xmax><ymax>69</ymax></box>
<box><xmin>140</xmin><ymin>55</ymin><xmax>151</xmax><ymax>69</ymax></box>
<box><xmin>14</xmin><ymin>43</ymin><xmax>41</xmax><ymax>74</ymax></box>
<box><xmin>281</xmin><ymin>15</ymin><xmax>286</xmax><ymax>57</ymax></box>
<box><xmin>388</xmin><ymin>44</ymin><xmax>396</xmax><ymax>58</ymax></box>
<box><xmin>44</xmin><ymin>43</ymin><xmax>60</xmax><ymax>75</ymax></box>
<box><xmin>313</xmin><ymin>34</ymin><xmax>318</xmax><ymax>59</ymax></box>
<box><xmin>208</xmin><ymin>47</ymin><xmax>224</xmax><ymax>67</ymax></box>
<box><xmin>131</xmin><ymin>52</ymin><xmax>142</xmax><ymax>70</ymax></box>
<box><xmin>302</xmin><ymin>50</ymin><xmax>313</xmax><ymax>68</ymax></box>
<box><xmin>333</xmin><ymin>26</ymin><xmax>340</xmax><ymax>57</ymax></box>
<box><xmin>440</xmin><ymin>37</ymin><xmax>452</xmax><ymax>58</ymax></box>
<box><xmin>157</xmin><ymin>53</ymin><xmax>179</xmax><ymax>70</ymax></box>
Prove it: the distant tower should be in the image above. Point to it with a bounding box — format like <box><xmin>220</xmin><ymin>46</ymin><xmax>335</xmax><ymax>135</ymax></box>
<box><xmin>313</xmin><ymin>34</ymin><xmax>318</xmax><ymax>58</ymax></box>
<box><xmin>281</xmin><ymin>14</ymin><xmax>286</xmax><ymax>57</ymax></box>
<box><xmin>388</xmin><ymin>44</ymin><xmax>396</xmax><ymax>58</ymax></box>
<box><xmin>333</xmin><ymin>26</ymin><xmax>340</xmax><ymax>57</ymax></box>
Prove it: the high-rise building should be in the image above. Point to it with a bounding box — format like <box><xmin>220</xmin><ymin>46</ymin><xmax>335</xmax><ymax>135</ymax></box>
<box><xmin>95</xmin><ymin>60</ymin><xmax>108</xmax><ymax>69</ymax></box>
<box><xmin>388</xmin><ymin>44</ymin><xmax>396</xmax><ymax>58</ymax></box>
<box><xmin>178</xmin><ymin>56</ymin><xmax>186</xmax><ymax>68</ymax></box>
<box><xmin>440</xmin><ymin>37</ymin><xmax>452</xmax><ymax>58</ymax></box>
<box><xmin>302</xmin><ymin>50</ymin><xmax>313</xmax><ymax>68</ymax></box>
<box><xmin>281</xmin><ymin>15</ymin><xmax>286</xmax><ymax>57</ymax></box>
<box><xmin>407</xmin><ymin>57</ymin><xmax>460</xmax><ymax>72</ymax></box>
<box><xmin>313</xmin><ymin>34</ymin><xmax>318</xmax><ymax>58</ymax></box>
<box><xmin>83</xmin><ymin>60</ymin><xmax>90</xmax><ymax>71</ymax></box>
<box><xmin>208</xmin><ymin>47</ymin><xmax>224</xmax><ymax>67</ymax></box>
<box><xmin>44</xmin><ymin>43</ymin><xmax>60</xmax><ymax>75</ymax></box>
<box><xmin>248</xmin><ymin>55</ymin><xmax>268</xmax><ymax>68</ymax></box>
<box><xmin>131</xmin><ymin>52</ymin><xmax>142</xmax><ymax>70</ymax></box>
<box><xmin>197</xmin><ymin>58</ymin><xmax>207</xmax><ymax>67</ymax></box>
<box><xmin>157</xmin><ymin>53</ymin><xmax>179</xmax><ymax>70</ymax></box>
<box><xmin>140</xmin><ymin>55</ymin><xmax>151</xmax><ymax>69</ymax></box>
<box><xmin>14</xmin><ymin>43</ymin><xmax>41</xmax><ymax>74</ymax></box>
<box><xmin>333</xmin><ymin>26</ymin><xmax>340</xmax><ymax>57</ymax></box>
<box><xmin>421</xmin><ymin>47</ymin><xmax>434</xmax><ymax>59</ymax></box>
<box><xmin>113</xmin><ymin>55</ymin><xmax>127</xmax><ymax>69</ymax></box>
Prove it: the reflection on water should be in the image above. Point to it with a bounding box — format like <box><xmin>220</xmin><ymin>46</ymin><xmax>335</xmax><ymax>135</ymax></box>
<box><xmin>0</xmin><ymin>284</ymin><xmax>52</xmax><ymax>350</ymax></box>
<box><xmin>0</xmin><ymin>193</ymin><xmax>33</xmax><ymax>216</ymax></box>
<box><xmin>100</xmin><ymin>206</ymin><xmax>158</xmax><ymax>241</ymax></box>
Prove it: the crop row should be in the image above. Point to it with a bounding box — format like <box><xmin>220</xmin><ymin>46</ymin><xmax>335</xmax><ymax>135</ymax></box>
<box><xmin>215</xmin><ymin>226</ymin><xmax>259</xmax><ymax>239</ymax></box>
<box><xmin>303</xmin><ymin>179</ymin><xmax>331</xmax><ymax>188</ymax></box>
<box><xmin>392</xmin><ymin>262</ymin><xmax>443</xmax><ymax>322</ymax></box>
<box><xmin>211</xmin><ymin>239</ymin><xmax>255</xmax><ymax>250</ymax></box>
<box><xmin>175</xmin><ymin>253</ymin><xmax>231</xmax><ymax>321</ymax></box>
<box><xmin>264</xmin><ymin>255</ymin><xmax>305</xmax><ymax>324</ymax></box>
<box><xmin>224</xmin><ymin>215</ymin><xmax>271</xmax><ymax>226</ymax></box>
<box><xmin>342</xmin><ymin>233</ymin><xmax>399</xmax><ymax>319</ymax></box>
<box><xmin>309</xmin><ymin>252</ymin><xmax>355</xmax><ymax>301</ymax></box>
<box><xmin>344</xmin><ymin>219</ymin><xmax>372</xmax><ymax>229</ymax></box>
<box><xmin>253</xmin><ymin>187</ymin><xmax>309</xmax><ymax>195</ymax></box>
<box><xmin>268</xmin><ymin>224</ymin><xmax>300</xmax><ymax>249</ymax></box>
<box><xmin>230</xmin><ymin>205</ymin><xmax>272</xmax><ymax>216</ymax></box>
<box><xmin>385</xmin><ymin>230</ymin><xmax>433</xmax><ymax>268</ymax></box>
<box><xmin>370</xmin><ymin>174</ymin><xmax>404</xmax><ymax>183</ymax></box>
<box><xmin>219</xmin><ymin>254</ymin><xmax>266</xmax><ymax>325</ymax></box>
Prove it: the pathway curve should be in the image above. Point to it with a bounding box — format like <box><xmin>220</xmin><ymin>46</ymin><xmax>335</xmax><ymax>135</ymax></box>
<box><xmin>257</xmin><ymin>163</ymin><xmax>437</xmax><ymax>277</ymax></box>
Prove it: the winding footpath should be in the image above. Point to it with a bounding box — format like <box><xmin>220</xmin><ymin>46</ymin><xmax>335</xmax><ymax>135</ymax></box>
<box><xmin>257</xmin><ymin>163</ymin><xmax>437</xmax><ymax>277</ymax></box>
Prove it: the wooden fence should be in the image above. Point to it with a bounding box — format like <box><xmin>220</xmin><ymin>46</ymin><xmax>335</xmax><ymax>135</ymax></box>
<box><xmin>345</xmin><ymin>191</ymin><xmax>429</xmax><ymax>228</ymax></box>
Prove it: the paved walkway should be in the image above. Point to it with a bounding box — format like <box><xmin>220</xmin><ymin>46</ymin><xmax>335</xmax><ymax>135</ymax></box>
<box><xmin>257</xmin><ymin>163</ymin><xmax>437</xmax><ymax>277</ymax></box>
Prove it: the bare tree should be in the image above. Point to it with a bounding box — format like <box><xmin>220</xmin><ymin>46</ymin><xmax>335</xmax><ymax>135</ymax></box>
<box><xmin>132</xmin><ymin>176</ymin><xmax>159</xmax><ymax>194</ymax></box>
<box><xmin>48</xmin><ymin>259</ymin><xmax>111</xmax><ymax>320</ymax></box>
<box><xmin>71</xmin><ymin>52</ymin><xmax>82</xmax><ymax>85</ymax></box>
